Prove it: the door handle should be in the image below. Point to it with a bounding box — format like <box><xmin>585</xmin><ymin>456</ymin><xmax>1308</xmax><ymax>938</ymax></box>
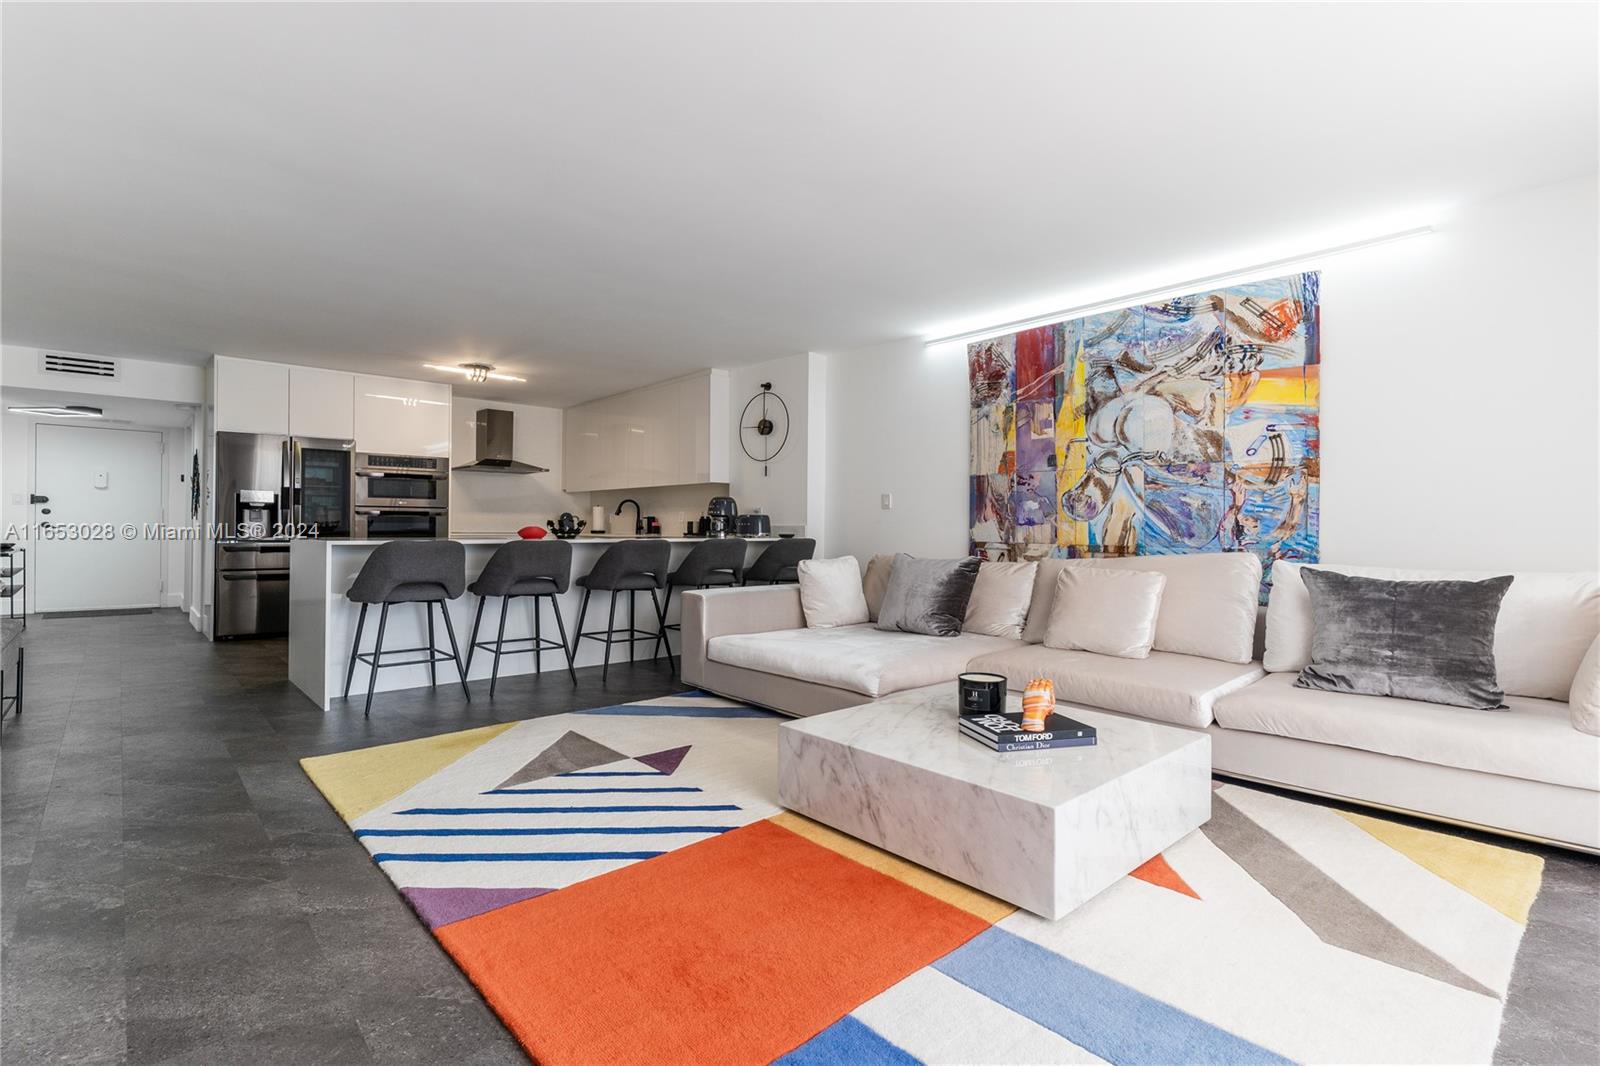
<box><xmin>29</xmin><ymin>494</ymin><xmax>48</xmax><ymax>504</ymax></box>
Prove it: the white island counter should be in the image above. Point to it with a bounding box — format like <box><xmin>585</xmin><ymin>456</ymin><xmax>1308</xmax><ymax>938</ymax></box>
<box><xmin>288</xmin><ymin>534</ymin><xmax>778</xmax><ymax>710</ymax></box>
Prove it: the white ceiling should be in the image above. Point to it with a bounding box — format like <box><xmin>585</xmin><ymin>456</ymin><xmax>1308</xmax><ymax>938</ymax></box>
<box><xmin>3</xmin><ymin>3</ymin><xmax>1594</xmax><ymax>406</ymax></box>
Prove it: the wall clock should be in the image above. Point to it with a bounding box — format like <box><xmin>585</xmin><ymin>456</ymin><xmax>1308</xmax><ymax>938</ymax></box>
<box><xmin>739</xmin><ymin>382</ymin><xmax>790</xmax><ymax>476</ymax></box>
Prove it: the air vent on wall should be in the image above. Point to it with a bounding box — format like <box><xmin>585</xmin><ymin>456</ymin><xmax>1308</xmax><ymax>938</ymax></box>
<box><xmin>40</xmin><ymin>352</ymin><xmax>118</xmax><ymax>379</ymax></box>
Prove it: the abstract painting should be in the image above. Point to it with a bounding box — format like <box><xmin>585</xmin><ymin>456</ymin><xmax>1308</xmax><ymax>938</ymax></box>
<box><xmin>969</xmin><ymin>271</ymin><xmax>1320</xmax><ymax>597</ymax></box>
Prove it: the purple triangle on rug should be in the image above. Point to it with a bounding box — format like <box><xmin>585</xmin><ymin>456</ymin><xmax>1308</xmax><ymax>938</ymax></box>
<box><xmin>403</xmin><ymin>886</ymin><xmax>554</xmax><ymax>929</ymax></box>
<box><xmin>635</xmin><ymin>744</ymin><xmax>691</xmax><ymax>776</ymax></box>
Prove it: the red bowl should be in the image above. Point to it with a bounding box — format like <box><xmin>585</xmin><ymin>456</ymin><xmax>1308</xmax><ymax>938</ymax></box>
<box><xmin>517</xmin><ymin>525</ymin><xmax>547</xmax><ymax>540</ymax></box>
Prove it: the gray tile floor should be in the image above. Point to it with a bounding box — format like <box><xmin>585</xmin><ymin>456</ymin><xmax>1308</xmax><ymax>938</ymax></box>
<box><xmin>2</xmin><ymin>609</ymin><xmax>1595</xmax><ymax>1065</ymax></box>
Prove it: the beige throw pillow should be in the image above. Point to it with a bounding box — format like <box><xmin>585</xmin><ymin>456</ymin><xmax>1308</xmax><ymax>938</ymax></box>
<box><xmin>798</xmin><ymin>556</ymin><xmax>870</xmax><ymax>628</ymax></box>
<box><xmin>1043</xmin><ymin>567</ymin><xmax>1166</xmax><ymax>659</ymax></box>
<box><xmin>1572</xmin><ymin>636</ymin><xmax>1599</xmax><ymax>736</ymax></box>
<box><xmin>861</xmin><ymin>554</ymin><xmax>895</xmax><ymax>622</ymax></box>
<box><xmin>964</xmin><ymin>560</ymin><xmax>1037</xmax><ymax>639</ymax></box>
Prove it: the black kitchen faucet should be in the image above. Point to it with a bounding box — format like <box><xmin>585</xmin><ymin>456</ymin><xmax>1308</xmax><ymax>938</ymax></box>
<box><xmin>614</xmin><ymin>498</ymin><xmax>643</xmax><ymax>535</ymax></box>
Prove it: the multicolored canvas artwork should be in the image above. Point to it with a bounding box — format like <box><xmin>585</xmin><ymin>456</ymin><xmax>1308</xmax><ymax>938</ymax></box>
<box><xmin>969</xmin><ymin>271</ymin><xmax>1320</xmax><ymax>597</ymax></box>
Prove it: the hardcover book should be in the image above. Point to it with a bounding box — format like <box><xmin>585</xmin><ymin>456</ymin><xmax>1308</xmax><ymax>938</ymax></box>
<box><xmin>959</xmin><ymin>710</ymin><xmax>1097</xmax><ymax>752</ymax></box>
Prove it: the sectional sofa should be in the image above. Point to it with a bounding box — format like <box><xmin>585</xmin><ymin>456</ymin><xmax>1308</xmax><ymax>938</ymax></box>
<box><xmin>681</xmin><ymin>555</ymin><xmax>1600</xmax><ymax>852</ymax></box>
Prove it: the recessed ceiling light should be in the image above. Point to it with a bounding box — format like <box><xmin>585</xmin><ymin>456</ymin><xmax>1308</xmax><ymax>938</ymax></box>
<box><xmin>423</xmin><ymin>362</ymin><xmax>526</xmax><ymax>384</ymax></box>
<box><xmin>7</xmin><ymin>404</ymin><xmax>105</xmax><ymax>418</ymax></box>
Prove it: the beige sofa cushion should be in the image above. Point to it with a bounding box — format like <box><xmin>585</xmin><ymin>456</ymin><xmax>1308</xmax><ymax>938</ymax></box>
<box><xmin>965</xmin><ymin>643</ymin><xmax>1264</xmax><ymax>728</ymax></box>
<box><xmin>963</xmin><ymin>560</ymin><xmax>1037</xmax><ymax>639</ymax></box>
<box><xmin>1215</xmin><ymin>671</ymin><xmax>1600</xmax><ymax>792</ymax></box>
<box><xmin>1042</xmin><ymin>567</ymin><xmax>1164</xmax><ymax>658</ymax></box>
<box><xmin>707</xmin><ymin>625</ymin><xmax>1017</xmax><ymax>699</ymax></box>
<box><xmin>1572</xmin><ymin>636</ymin><xmax>1600</xmax><ymax>736</ymax></box>
<box><xmin>1263</xmin><ymin>563</ymin><xmax>1600</xmax><ymax>700</ymax></box>
<box><xmin>798</xmin><ymin>556</ymin><xmax>869</xmax><ymax>628</ymax></box>
<box><xmin>1020</xmin><ymin>553</ymin><xmax>1261</xmax><ymax>664</ymax></box>
<box><xmin>862</xmin><ymin>554</ymin><xmax>894</xmax><ymax>622</ymax></box>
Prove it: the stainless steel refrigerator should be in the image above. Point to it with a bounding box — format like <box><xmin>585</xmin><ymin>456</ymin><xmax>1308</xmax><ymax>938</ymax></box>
<box><xmin>212</xmin><ymin>432</ymin><xmax>353</xmax><ymax>638</ymax></box>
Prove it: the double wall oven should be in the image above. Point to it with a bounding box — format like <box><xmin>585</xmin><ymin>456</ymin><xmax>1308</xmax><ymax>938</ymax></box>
<box><xmin>354</xmin><ymin>453</ymin><xmax>450</xmax><ymax>538</ymax></box>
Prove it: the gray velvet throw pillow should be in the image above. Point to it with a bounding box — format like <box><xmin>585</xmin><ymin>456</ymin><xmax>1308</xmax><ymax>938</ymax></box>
<box><xmin>1295</xmin><ymin>568</ymin><xmax>1513</xmax><ymax>709</ymax></box>
<box><xmin>875</xmin><ymin>554</ymin><xmax>980</xmax><ymax>637</ymax></box>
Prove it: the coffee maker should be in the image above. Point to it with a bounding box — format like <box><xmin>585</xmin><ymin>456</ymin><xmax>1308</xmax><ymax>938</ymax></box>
<box><xmin>704</xmin><ymin>496</ymin><xmax>738</xmax><ymax>538</ymax></box>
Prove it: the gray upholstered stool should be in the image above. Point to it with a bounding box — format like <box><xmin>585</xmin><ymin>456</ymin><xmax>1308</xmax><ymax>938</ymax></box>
<box><xmin>465</xmin><ymin>539</ymin><xmax>577</xmax><ymax>694</ymax></box>
<box><xmin>572</xmin><ymin>540</ymin><xmax>670</xmax><ymax>683</ymax></box>
<box><xmin>343</xmin><ymin>540</ymin><xmax>470</xmax><ymax>717</ymax></box>
<box><xmin>744</xmin><ymin>538</ymin><xmax>815</xmax><ymax>584</ymax></box>
<box><xmin>654</xmin><ymin>538</ymin><xmax>746</xmax><ymax>670</ymax></box>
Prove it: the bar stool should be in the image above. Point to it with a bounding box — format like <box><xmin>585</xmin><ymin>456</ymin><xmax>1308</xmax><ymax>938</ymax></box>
<box><xmin>743</xmin><ymin>538</ymin><xmax>815</xmax><ymax>584</ymax></box>
<box><xmin>654</xmin><ymin>538</ymin><xmax>746</xmax><ymax>671</ymax></box>
<box><xmin>572</xmin><ymin>540</ymin><xmax>670</xmax><ymax>683</ymax></box>
<box><xmin>342</xmin><ymin>540</ymin><xmax>470</xmax><ymax>718</ymax></box>
<box><xmin>465</xmin><ymin>539</ymin><xmax>577</xmax><ymax>694</ymax></box>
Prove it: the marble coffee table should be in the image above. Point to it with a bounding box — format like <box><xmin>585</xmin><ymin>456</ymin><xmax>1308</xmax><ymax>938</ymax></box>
<box><xmin>777</xmin><ymin>684</ymin><xmax>1211</xmax><ymax>919</ymax></box>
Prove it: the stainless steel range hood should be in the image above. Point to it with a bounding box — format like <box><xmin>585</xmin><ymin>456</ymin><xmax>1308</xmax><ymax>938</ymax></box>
<box><xmin>452</xmin><ymin>408</ymin><xmax>549</xmax><ymax>474</ymax></box>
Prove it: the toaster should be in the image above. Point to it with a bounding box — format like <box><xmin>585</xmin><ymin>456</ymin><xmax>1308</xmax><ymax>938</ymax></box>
<box><xmin>734</xmin><ymin>513</ymin><xmax>772</xmax><ymax>537</ymax></box>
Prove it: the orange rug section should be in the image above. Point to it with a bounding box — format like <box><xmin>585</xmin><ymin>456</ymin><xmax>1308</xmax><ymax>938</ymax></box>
<box><xmin>436</xmin><ymin>818</ymin><xmax>992</xmax><ymax>1066</ymax></box>
<box><xmin>1130</xmin><ymin>852</ymin><xmax>1201</xmax><ymax>900</ymax></box>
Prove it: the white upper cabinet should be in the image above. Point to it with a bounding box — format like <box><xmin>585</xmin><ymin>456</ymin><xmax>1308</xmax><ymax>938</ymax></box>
<box><xmin>288</xmin><ymin>366</ymin><xmax>354</xmax><ymax>439</ymax></box>
<box><xmin>562</xmin><ymin>370</ymin><xmax>728</xmax><ymax>492</ymax></box>
<box><xmin>214</xmin><ymin>356</ymin><xmax>289</xmax><ymax>434</ymax></box>
<box><xmin>352</xmin><ymin>375</ymin><xmax>452</xmax><ymax>457</ymax></box>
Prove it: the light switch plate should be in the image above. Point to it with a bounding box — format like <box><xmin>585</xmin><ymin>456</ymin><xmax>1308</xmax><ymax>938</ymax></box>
<box><xmin>880</xmin><ymin>493</ymin><xmax>893</xmax><ymax>510</ymax></box>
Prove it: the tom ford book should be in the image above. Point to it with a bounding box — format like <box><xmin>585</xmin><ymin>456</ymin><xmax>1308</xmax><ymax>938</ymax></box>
<box><xmin>959</xmin><ymin>711</ymin><xmax>1097</xmax><ymax>752</ymax></box>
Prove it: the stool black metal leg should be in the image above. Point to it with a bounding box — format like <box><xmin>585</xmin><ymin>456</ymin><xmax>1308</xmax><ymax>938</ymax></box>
<box><xmin>490</xmin><ymin>595</ymin><xmax>510</xmax><ymax>697</ymax></box>
<box><xmin>654</xmin><ymin>587</ymin><xmax>672</xmax><ymax>659</ymax></box>
<box><xmin>573</xmin><ymin>590</ymin><xmax>590</xmax><ymax>670</ymax></box>
<box><xmin>628</xmin><ymin>590</ymin><xmax>637</xmax><ymax>663</ymax></box>
<box><xmin>364</xmin><ymin>603</ymin><xmax>389</xmax><ymax>719</ymax></box>
<box><xmin>343</xmin><ymin>603</ymin><xmax>368</xmax><ymax>699</ymax></box>
<box><xmin>549</xmin><ymin>595</ymin><xmax>577</xmax><ymax>685</ymax></box>
<box><xmin>602</xmin><ymin>592</ymin><xmax>618</xmax><ymax>683</ymax></box>
<box><xmin>533</xmin><ymin>596</ymin><xmax>543</xmax><ymax>675</ymax></box>
<box><xmin>649</xmin><ymin>588</ymin><xmax>668</xmax><ymax>669</ymax></box>
<box><xmin>426</xmin><ymin>602</ymin><xmax>437</xmax><ymax>688</ymax></box>
<box><xmin>438</xmin><ymin>601</ymin><xmax>470</xmax><ymax>701</ymax></box>
<box><xmin>465</xmin><ymin>596</ymin><xmax>487</xmax><ymax>674</ymax></box>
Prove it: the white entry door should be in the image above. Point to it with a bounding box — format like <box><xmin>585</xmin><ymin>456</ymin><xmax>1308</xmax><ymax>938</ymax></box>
<box><xmin>33</xmin><ymin>423</ymin><xmax>165</xmax><ymax>612</ymax></box>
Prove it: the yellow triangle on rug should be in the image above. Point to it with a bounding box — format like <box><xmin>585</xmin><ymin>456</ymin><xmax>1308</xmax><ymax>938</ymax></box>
<box><xmin>301</xmin><ymin>722</ymin><xmax>517</xmax><ymax>822</ymax></box>
<box><xmin>1336</xmin><ymin>809</ymin><xmax>1544</xmax><ymax>923</ymax></box>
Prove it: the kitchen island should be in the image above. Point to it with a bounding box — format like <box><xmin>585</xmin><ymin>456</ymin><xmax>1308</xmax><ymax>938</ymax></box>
<box><xmin>288</xmin><ymin>534</ymin><xmax>779</xmax><ymax>710</ymax></box>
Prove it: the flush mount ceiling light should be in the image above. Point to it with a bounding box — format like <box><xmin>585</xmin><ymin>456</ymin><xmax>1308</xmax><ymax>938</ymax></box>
<box><xmin>422</xmin><ymin>362</ymin><xmax>526</xmax><ymax>384</ymax></box>
<box><xmin>7</xmin><ymin>404</ymin><xmax>105</xmax><ymax>418</ymax></box>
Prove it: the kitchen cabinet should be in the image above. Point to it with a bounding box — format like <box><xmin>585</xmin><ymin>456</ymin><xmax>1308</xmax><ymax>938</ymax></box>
<box><xmin>561</xmin><ymin>370</ymin><xmax>728</xmax><ymax>492</ymax></box>
<box><xmin>288</xmin><ymin>366</ymin><xmax>354</xmax><ymax>439</ymax></box>
<box><xmin>352</xmin><ymin>375</ymin><xmax>452</xmax><ymax>457</ymax></box>
<box><xmin>214</xmin><ymin>357</ymin><xmax>289</xmax><ymax>434</ymax></box>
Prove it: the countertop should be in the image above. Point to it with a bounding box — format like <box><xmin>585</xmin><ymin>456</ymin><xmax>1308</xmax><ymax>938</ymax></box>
<box><xmin>297</xmin><ymin>534</ymin><xmax>782</xmax><ymax>548</ymax></box>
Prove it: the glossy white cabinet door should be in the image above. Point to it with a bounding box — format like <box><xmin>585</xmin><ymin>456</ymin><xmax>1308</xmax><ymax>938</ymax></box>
<box><xmin>560</xmin><ymin>369</ymin><xmax>729</xmax><ymax>491</ymax></box>
<box><xmin>352</xmin><ymin>375</ymin><xmax>452</xmax><ymax>456</ymax></box>
<box><xmin>214</xmin><ymin>356</ymin><xmax>289</xmax><ymax>434</ymax></box>
<box><xmin>288</xmin><ymin>366</ymin><xmax>354</xmax><ymax>439</ymax></box>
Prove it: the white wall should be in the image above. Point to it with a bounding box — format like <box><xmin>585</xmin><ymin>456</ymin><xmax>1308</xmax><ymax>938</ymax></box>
<box><xmin>0</xmin><ymin>413</ymin><xmax>193</xmax><ymax>609</ymax></box>
<box><xmin>1</xmin><ymin>345</ymin><xmax>204</xmax><ymax>404</ymax></box>
<box><xmin>728</xmin><ymin>352</ymin><xmax>827</xmax><ymax>549</ymax></box>
<box><xmin>0</xmin><ymin>347</ymin><xmax>203</xmax><ymax>612</ymax></box>
<box><xmin>448</xmin><ymin>399</ymin><xmax>590</xmax><ymax>535</ymax></box>
<box><xmin>824</xmin><ymin>174</ymin><xmax>1600</xmax><ymax>572</ymax></box>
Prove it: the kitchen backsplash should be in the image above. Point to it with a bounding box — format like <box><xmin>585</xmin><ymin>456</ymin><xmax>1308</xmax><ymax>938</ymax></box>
<box><xmin>587</xmin><ymin>484</ymin><xmax>733</xmax><ymax>537</ymax></box>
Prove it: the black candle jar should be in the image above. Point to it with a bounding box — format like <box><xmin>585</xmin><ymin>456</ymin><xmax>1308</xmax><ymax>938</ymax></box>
<box><xmin>957</xmin><ymin>672</ymin><xmax>1007</xmax><ymax>718</ymax></box>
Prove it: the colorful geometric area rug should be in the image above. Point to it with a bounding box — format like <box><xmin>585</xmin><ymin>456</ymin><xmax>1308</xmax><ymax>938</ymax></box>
<box><xmin>301</xmin><ymin>691</ymin><xmax>1546</xmax><ymax>1066</ymax></box>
